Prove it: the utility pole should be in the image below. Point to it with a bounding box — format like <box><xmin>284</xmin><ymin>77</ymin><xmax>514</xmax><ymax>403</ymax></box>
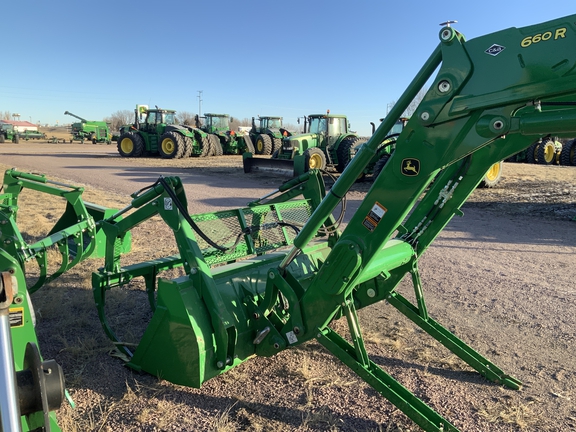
<box><xmin>197</xmin><ymin>90</ymin><xmax>203</xmax><ymax>116</ymax></box>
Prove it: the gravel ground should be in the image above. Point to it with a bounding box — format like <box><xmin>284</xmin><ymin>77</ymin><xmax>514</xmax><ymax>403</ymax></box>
<box><xmin>1</xmin><ymin>142</ymin><xmax>575</xmax><ymax>432</ymax></box>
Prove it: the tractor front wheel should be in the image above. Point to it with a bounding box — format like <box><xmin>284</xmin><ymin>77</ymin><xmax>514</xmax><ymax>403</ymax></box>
<box><xmin>560</xmin><ymin>138</ymin><xmax>576</xmax><ymax>166</ymax></box>
<box><xmin>336</xmin><ymin>137</ymin><xmax>367</xmax><ymax>173</ymax></box>
<box><xmin>117</xmin><ymin>132</ymin><xmax>145</xmax><ymax>157</ymax></box>
<box><xmin>255</xmin><ymin>134</ymin><xmax>273</xmax><ymax>155</ymax></box>
<box><xmin>159</xmin><ymin>132</ymin><xmax>185</xmax><ymax>159</ymax></box>
<box><xmin>537</xmin><ymin>139</ymin><xmax>557</xmax><ymax>165</ymax></box>
<box><xmin>304</xmin><ymin>147</ymin><xmax>327</xmax><ymax>171</ymax></box>
<box><xmin>372</xmin><ymin>154</ymin><xmax>391</xmax><ymax>181</ymax></box>
<box><xmin>199</xmin><ymin>135</ymin><xmax>213</xmax><ymax>157</ymax></box>
<box><xmin>478</xmin><ymin>161</ymin><xmax>503</xmax><ymax>188</ymax></box>
<box><xmin>272</xmin><ymin>137</ymin><xmax>282</xmax><ymax>154</ymax></box>
<box><xmin>209</xmin><ymin>135</ymin><xmax>223</xmax><ymax>156</ymax></box>
<box><xmin>182</xmin><ymin>136</ymin><xmax>193</xmax><ymax>157</ymax></box>
<box><xmin>525</xmin><ymin>141</ymin><xmax>539</xmax><ymax>164</ymax></box>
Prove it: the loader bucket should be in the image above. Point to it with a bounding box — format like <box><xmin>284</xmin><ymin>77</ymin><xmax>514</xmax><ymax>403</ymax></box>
<box><xmin>243</xmin><ymin>152</ymin><xmax>307</xmax><ymax>177</ymax></box>
<box><xmin>92</xmin><ymin>173</ymin><xmax>334</xmax><ymax>387</ymax></box>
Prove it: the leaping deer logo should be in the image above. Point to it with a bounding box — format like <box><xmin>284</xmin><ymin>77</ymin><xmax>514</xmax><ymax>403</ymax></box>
<box><xmin>401</xmin><ymin>158</ymin><xmax>420</xmax><ymax>176</ymax></box>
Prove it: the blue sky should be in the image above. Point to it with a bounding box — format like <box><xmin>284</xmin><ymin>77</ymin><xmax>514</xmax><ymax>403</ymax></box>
<box><xmin>2</xmin><ymin>1</ymin><xmax>575</xmax><ymax>135</ymax></box>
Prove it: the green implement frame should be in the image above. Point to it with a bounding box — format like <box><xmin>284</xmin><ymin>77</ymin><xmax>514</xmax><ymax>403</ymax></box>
<box><xmin>0</xmin><ymin>169</ymin><xmax>131</xmax><ymax>431</ymax></box>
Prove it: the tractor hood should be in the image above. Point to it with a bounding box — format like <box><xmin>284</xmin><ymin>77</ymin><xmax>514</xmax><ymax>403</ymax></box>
<box><xmin>281</xmin><ymin>133</ymin><xmax>319</xmax><ymax>152</ymax></box>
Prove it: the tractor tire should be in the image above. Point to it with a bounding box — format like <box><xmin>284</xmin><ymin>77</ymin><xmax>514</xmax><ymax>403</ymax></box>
<box><xmin>537</xmin><ymin>139</ymin><xmax>557</xmax><ymax>165</ymax></box>
<box><xmin>182</xmin><ymin>136</ymin><xmax>193</xmax><ymax>157</ymax></box>
<box><xmin>159</xmin><ymin>132</ymin><xmax>185</xmax><ymax>159</ymax></box>
<box><xmin>199</xmin><ymin>135</ymin><xmax>212</xmax><ymax>157</ymax></box>
<box><xmin>478</xmin><ymin>161</ymin><xmax>503</xmax><ymax>188</ymax></box>
<box><xmin>117</xmin><ymin>132</ymin><xmax>144</xmax><ymax>157</ymax></box>
<box><xmin>210</xmin><ymin>135</ymin><xmax>223</xmax><ymax>156</ymax></box>
<box><xmin>372</xmin><ymin>154</ymin><xmax>391</xmax><ymax>181</ymax></box>
<box><xmin>336</xmin><ymin>137</ymin><xmax>367</xmax><ymax>173</ymax></box>
<box><xmin>525</xmin><ymin>141</ymin><xmax>539</xmax><ymax>164</ymax></box>
<box><xmin>272</xmin><ymin>137</ymin><xmax>282</xmax><ymax>154</ymax></box>
<box><xmin>255</xmin><ymin>134</ymin><xmax>273</xmax><ymax>155</ymax></box>
<box><xmin>304</xmin><ymin>147</ymin><xmax>327</xmax><ymax>171</ymax></box>
<box><xmin>0</xmin><ymin>135</ymin><xmax>4</xmax><ymax>143</ymax></box>
<box><xmin>560</xmin><ymin>138</ymin><xmax>576</xmax><ymax>166</ymax></box>
<box><xmin>13</xmin><ymin>135</ymin><xmax>20</xmax><ymax>144</ymax></box>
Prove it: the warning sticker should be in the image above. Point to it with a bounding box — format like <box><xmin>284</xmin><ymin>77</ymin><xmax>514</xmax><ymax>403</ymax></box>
<box><xmin>9</xmin><ymin>308</ymin><xmax>24</xmax><ymax>327</ymax></box>
<box><xmin>164</xmin><ymin>197</ymin><xmax>173</xmax><ymax>211</ymax></box>
<box><xmin>363</xmin><ymin>202</ymin><xmax>387</xmax><ymax>232</ymax></box>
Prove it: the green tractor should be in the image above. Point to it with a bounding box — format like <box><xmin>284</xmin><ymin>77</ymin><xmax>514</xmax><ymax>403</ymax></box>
<box><xmin>250</xmin><ymin>116</ymin><xmax>291</xmax><ymax>155</ymax></box>
<box><xmin>195</xmin><ymin>113</ymin><xmax>254</xmax><ymax>156</ymax></box>
<box><xmin>64</xmin><ymin>111</ymin><xmax>111</xmax><ymax>144</ymax></box>
<box><xmin>117</xmin><ymin>105</ymin><xmax>211</xmax><ymax>158</ymax></box>
<box><xmin>0</xmin><ymin>124</ymin><xmax>20</xmax><ymax>143</ymax></box>
<box><xmin>243</xmin><ymin>113</ymin><xmax>366</xmax><ymax>176</ymax></box>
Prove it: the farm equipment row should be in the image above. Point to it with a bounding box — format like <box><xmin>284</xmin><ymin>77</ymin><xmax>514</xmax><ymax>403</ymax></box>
<box><xmin>3</xmin><ymin>13</ymin><xmax>576</xmax><ymax>432</ymax></box>
<box><xmin>116</xmin><ymin>105</ymin><xmax>256</xmax><ymax>159</ymax></box>
<box><xmin>0</xmin><ymin>124</ymin><xmax>47</xmax><ymax>144</ymax></box>
<box><xmin>507</xmin><ymin>135</ymin><xmax>576</xmax><ymax>165</ymax></box>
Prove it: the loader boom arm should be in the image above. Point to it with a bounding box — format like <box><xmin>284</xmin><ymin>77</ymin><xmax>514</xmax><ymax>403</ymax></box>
<box><xmin>287</xmin><ymin>15</ymin><xmax>576</xmax><ymax>331</ymax></box>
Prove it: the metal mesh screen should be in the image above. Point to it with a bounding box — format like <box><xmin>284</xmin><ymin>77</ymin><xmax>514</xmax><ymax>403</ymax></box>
<box><xmin>191</xmin><ymin>200</ymin><xmax>313</xmax><ymax>266</ymax></box>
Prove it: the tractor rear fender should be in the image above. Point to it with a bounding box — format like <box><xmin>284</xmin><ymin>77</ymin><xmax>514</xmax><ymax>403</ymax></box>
<box><xmin>164</xmin><ymin>124</ymin><xmax>194</xmax><ymax>137</ymax></box>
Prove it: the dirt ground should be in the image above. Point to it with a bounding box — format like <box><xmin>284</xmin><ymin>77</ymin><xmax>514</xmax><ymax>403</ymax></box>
<box><xmin>1</xmin><ymin>141</ymin><xmax>575</xmax><ymax>432</ymax></box>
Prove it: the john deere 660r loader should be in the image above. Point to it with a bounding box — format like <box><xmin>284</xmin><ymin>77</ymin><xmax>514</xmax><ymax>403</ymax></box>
<box><xmin>4</xmin><ymin>14</ymin><xmax>576</xmax><ymax>432</ymax></box>
<box><xmin>88</xmin><ymin>14</ymin><xmax>576</xmax><ymax>432</ymax></box>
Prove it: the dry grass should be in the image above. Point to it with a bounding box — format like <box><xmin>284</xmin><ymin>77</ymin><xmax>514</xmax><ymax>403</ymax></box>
<box><xmin>477</xmin><ymin>397</ymin><xmax>541</xmax><ymax>429</ymax></box>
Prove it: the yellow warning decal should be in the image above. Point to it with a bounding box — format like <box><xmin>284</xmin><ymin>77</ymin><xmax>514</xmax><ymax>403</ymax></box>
<box><xmin>9</xmin><ymin>307</ymin><xmax>24</xmax><ymax>327</ymax></box>
<box><xmin>363</xmin><ymin>202</ymin><xmax>387</xmax><ymax>232</ymax></box>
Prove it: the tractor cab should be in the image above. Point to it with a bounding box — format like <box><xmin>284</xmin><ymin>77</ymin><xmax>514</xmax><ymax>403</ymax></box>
<box><xmin>203</xmin><ymin>114</ymin><xmax>230</xmax><ymax>134</ymax></box>
<box><xmin>260</xmin><ymin>116</ymin><xmax>282</xmax><ymax>130</ymax></box>
<box><xmin>142</xmin><ymin>109</ymin><xmax>176</xmax><ymax>134</ymax></box>
<box><xmin>307</xmin><ymin>114</ymin><xmax>348</xmax><ymax>148</ymax></box>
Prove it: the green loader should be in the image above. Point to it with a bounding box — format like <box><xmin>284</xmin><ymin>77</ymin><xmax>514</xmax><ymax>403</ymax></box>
<box><xmin>4</xmin><ymin>14</ymin><xmax>576</xmax><ymax>432</ymax></box>
<box><xmin>243</xmin><ymin>112</ymin><xmax>367</xmax><ymax>176</ymax></box>
<box><xmin>90</xmin><ymin>14</ymin><xmax>576</xmax><ymax>432</ymax></box>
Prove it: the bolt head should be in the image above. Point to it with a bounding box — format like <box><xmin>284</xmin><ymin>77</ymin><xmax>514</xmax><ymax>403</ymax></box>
<box><xmin>438</xmin><ymin>80</ymin><xmax>451</xmax><ymax>93</ymax></box>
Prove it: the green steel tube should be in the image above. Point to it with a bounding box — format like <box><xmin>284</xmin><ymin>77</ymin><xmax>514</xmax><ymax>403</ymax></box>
<box><xmin>519</xmin><ymin>108</ymin><xmax>576</xmax><ymax>135</ymax></box>
<box><xmin>280</xmin><ymin>45</ymin><xmax>442</xmax><ymax>270</ymax></box>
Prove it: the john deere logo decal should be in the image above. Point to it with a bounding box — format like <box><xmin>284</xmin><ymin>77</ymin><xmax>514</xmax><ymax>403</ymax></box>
<box><xmin>401</xmin><ymin>158</ymin><xmax>420</xmax><ymax>176</ymax></box>
<box><xmin>485</xmin><ymin>44</ymin><xmax>505</xmax><ymax>56</ymax></box>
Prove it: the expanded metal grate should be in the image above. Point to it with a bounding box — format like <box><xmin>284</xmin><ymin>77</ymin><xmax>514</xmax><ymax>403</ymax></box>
<box><xmin>191</xmin><ymin>200</ymin><xmax>313</xmax><ymax>266</ymax></box>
